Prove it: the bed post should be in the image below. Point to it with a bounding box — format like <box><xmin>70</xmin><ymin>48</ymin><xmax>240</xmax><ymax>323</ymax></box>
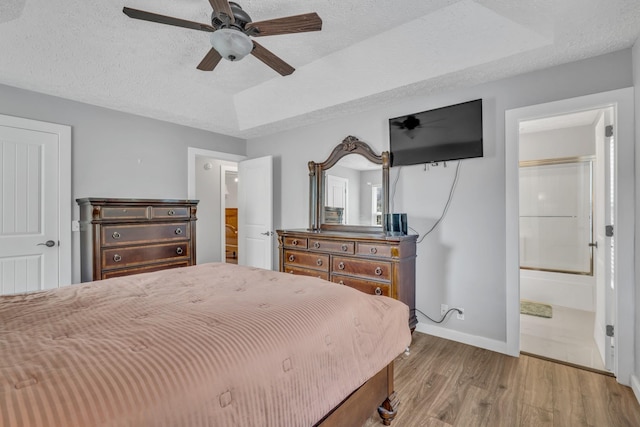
<box><xmin>377</xmin><ymin>363</ymin><xmax>398</xmax><ymax>425</ymax></box>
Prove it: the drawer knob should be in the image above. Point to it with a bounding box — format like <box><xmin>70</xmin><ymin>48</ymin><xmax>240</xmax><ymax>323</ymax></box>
<box><xmin>176</xmin><ymin>247</ymin><xmax>184</xmax><ymax>255</ymax></box>
<box><xmin>316</xmin><ymin>259</ymin><xmax>323</xmax><ymax>266</ymax></box>
<box><xmin>374</xmin><ymin>267</ymin><xmax>382</xmax><ymax>276</ymax></box>
<box><xmin>287</xmin><ymin>270</ymin><xmax>293</xmax><ymax>274</ymax></box>
<box><xmin>338</xmin><ymin>280</ymin><xmax>344</xmax><ymax>285</ymax></box>
<box><xmin>175</xmin><ymin>228</ymin><xmax>183</xmax><ymax>235</ymax></box>
<box><xmin>292</xmin><ymin>239</ymin><xmax>298</xmax><ymax>246</ymax></box>
<box><xmin>338</xmin><ymin>262</ymin><xmax>345</xmax><ymax>270</ymax></box>
<box><xmin>375</xmin><ymin>287</ymin><xmax>382</xmax><ymax>296</ymax></box>
<box><xmin>112</xmin><ymin>231</ymin><xmax>121</xmax><ymax>239</ymax></box>
<box><xmin>370</xmin><ymin>247</ymin><xmax>377</xmax><ymax>254</ymax></box>
<box><xmin>314</xmin><ymin>242</ymin><xmax>321</xmax><ymax>249</ymax></box>
<box><xmin>168</xmin><ymin>209</ymin><xmax>175</xmax><ymax>216</ymax></box>
<box><xmin>113</xmin><ymin>254</ymin><xmax>122</xmax><ymax>262</ymax></box>
<box><xmin>288</xmin><ymin>254</ymin><xmax>295</xmax><ymax>262</ymax></box>
<box><xmin>341</xmin><ymin>244</ymin><xmax>348</xmax><ymax>252</ymax></box>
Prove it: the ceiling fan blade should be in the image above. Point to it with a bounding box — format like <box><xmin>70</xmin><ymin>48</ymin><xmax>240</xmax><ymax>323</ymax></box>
<box><xmin>246</xmin><ymin>13</ymin><xmax>322</xmax><ymax>37</ymax></box>
<box><xmin>208</xmin><ymin>0</ymin><xmax>235</xmax><ymax>24</ymax></box>
<box><xmin>250</xmin><ymin>41</ymin><xmax>295</xmax><ymax>76</ymax></box>
<box><xmin>197</xmin><ymin>48</ymin><xmax>223</xmax><ymax>71</ymax></box>
<box><xmin>123</xmin><ymin>7</ymin><xmax>215</xmax><ymax>32</ymax></box>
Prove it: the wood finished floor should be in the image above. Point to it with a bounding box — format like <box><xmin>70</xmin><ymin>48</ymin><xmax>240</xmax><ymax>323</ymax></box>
<box><xmin>364</xmin><ymin>332</ymin><xmax>640</xmax><ymax>427</ymax></box>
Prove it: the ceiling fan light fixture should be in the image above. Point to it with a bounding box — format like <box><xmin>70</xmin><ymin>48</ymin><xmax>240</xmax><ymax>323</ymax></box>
<box><xmin>210</xmin><ymin>28</ymin><xmax>253</xmax><ymax>61</ymax></box>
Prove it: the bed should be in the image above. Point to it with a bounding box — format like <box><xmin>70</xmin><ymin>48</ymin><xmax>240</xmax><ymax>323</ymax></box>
<box><xmin>0</xmin><ymin>263</ymin><xmax>411</xmax><ymax>426</ymax></box>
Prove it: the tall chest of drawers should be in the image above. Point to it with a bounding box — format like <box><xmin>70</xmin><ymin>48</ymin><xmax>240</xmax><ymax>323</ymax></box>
<box><xmin>277</xmin><ymin>229</ymin><xmax>417</xmax><ymax>330</ymax></box>
<box><xmin>77</xmin><ymin>198</ymin><xmax>198</xmax><ymax>282</ymax></box>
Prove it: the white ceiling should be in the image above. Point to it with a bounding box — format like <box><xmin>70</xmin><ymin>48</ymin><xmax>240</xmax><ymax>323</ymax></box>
<box><xmin>1</xmin><ymin>0</ymin><xmax>639</xmax><ymax>139</ymax></box>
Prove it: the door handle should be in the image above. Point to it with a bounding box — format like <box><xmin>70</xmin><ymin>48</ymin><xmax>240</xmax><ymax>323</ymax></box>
<box><xmin>37</xmin><ymin>240</ymin><xmax>56</xmax><ymax>247</ymax></box>
<box><xmin>261</xmin><ymin>231</ymin><xmax>273</xmax><ymax>236</ymax></box>
<box><xmin>589</xmin><ymin>242</ymin><xmax>598</xmax><ymax>248</ymax></box>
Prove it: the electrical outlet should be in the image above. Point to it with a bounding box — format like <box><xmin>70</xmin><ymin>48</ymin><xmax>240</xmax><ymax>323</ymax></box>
<box><xmin>440</xmin><ymin>304</ymin><xmax>448</xmax><ymax>316</ymax></box>
<box><xmin>456</xmin><ymin>308</ymin><xmax>465</xmax><ymax>321</ymax></box>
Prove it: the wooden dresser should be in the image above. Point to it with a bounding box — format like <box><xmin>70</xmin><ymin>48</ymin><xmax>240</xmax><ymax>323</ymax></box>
<box><xmin>277</xmin><ymin>229</ymin><xmax>417</xmax><ymax>330</ymax></box>
<box><xmin>77</xmin><ymin>198</ymin><xmax>198</xmax><ymax>282</ymax></box>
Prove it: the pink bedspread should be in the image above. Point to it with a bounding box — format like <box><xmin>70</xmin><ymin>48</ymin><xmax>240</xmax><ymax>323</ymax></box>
<box><xmin>0</xmin><ymin>263</ymin><xmax>410</xmax><ymax>426</ymax></box>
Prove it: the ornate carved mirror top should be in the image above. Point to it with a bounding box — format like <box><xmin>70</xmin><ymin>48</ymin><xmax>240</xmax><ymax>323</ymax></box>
<box><xmin>308</xmin><ymin>136</ymin><xmax>389</xmax><ymax>232</ymax></box>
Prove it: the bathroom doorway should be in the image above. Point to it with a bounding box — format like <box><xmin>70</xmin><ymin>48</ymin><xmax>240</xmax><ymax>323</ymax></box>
<box><xmin>518</xmin><ymin>107</ymin><xmax>612</xmax><ymax>372</ymax></box>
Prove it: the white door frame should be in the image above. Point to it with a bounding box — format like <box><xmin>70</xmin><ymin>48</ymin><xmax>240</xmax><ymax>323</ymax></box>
<box><xmin>505</xmin><ymin>88</ymin><xmax>635</xmax><ymax>385</ymax></box>
<box><xmin>187</xmin><ymin>148</ymin><xmax>245</xmax><ymax>199</ymax></box>
<box><xmin>220</xmin><ymin>164</ymin><xmax>238</xmax><ymax>261</ymax></box>
<box><xmin>0</xmin><ymin>114</ymin><xmax>71</xmax><ymax>287</ymax></box>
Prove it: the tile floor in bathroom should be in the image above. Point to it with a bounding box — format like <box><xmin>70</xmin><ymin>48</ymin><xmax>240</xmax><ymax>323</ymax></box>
<box><xmin>520</xmin><ymin>304</ymin><xmax>607</xmax><ymax>372</ymax></box>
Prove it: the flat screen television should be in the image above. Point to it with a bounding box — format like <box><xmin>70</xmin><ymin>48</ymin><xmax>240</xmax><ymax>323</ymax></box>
<box><xmin>389</xmin><ymin>99</ymin><xmax>483</xmax><ymax>166</ymax></box>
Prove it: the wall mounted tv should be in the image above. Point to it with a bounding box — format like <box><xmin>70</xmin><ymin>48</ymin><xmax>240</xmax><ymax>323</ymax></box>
<box><xmin>389</xmin><ymin>99</ymin><xmax>483</xmax><ymax>166</ymax></box>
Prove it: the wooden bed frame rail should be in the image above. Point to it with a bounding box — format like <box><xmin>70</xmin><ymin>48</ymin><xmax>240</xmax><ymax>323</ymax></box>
<box><xmin>315</xmin><ymin>362</ymin><xmax>397</xmax><ymax>426</ymax></box>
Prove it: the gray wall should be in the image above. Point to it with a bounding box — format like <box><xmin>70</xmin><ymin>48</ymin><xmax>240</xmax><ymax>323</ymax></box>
<box><xmin>246</xmin><ymin>49</ymin><xmax>634</xmax><ymax>347</ymax></box>
<box><xmin>0</xmin><ymin>83</ymin><xmax>245</xmax><ymax>282</ymax></box>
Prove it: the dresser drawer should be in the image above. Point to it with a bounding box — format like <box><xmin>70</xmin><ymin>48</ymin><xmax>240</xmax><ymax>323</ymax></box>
<box><xmin>332</xmin><ymin>257</ymin><xmax>391</xmax><ymax>281</ymax></box>
<box><xmin>100</xmin><ymin>206</ymin><xmax>149</xmax><ymax>220</ymax></box>
<box><xmin>356</xmin><ymin>242</ymin><xmax>392</xmax><ymax>258</ymax></box>
<box><xmin>284</xmin><ymin>250</ymin><xmax>329</xmax><ymax>271</ymax></box>
<box><xmin>308</xmin><ymin>239</ymin><xmax>354</xmax><ymax>254</ymax></box>
<box><xmin>102</xmin><ymin>242</ymin><xmax>189</xmax><ymax>269</ymax></box>
<box><xmin>102</xmin><ymin>223</ymin><xmax>189</xmax><ymax>246</ymax></box>
<box><xmin>101</xmin><ymin>261</ymin><xmax>190</xmax><ymax>279</ymax></box>
<box><xmin>151</xmin><ymin>205</ymin><xmax>191</xmax><ymax>219</ymax></box>
<box><xmin>331</xmin><ymin>275</ymin><xmax>390</xmax><ymax>297</ymax></box>
<box><xmin>283</xmin><ymin>236</ymin><xmax>308</xmax><ymax>249</ymax></box>
<box><xmin>283</xmin><ymin>265</ymin><xmax>329</xmax><ymax>280</ymax></box>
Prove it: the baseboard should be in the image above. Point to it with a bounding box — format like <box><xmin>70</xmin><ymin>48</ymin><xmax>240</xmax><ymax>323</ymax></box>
<box><xmin>414</xmin><ymin>322</ymin><xmax>510</xmax><ymax>356</ymax></box>
<box><xmin>631</xmin><ymin>374</ymin><xmax>640</xmax><ymax>406</ymax></box>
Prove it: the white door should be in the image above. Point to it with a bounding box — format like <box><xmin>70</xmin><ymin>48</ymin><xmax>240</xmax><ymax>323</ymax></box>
<box><xmin>325</xmin><ymin>175</ymin><xmax>348</xmax><ymax>223</ymax></box>
<box><xmin>238</xmin><ymin>156</ymin><xmax>273</xmax><ymax>269</ymax></box>
<box><xmin>601</xmin><ymin>114</ymin><xmax>616</xmax><ymax>372</ymax></box>
<box><xmin>0</xmin><ymin>115</ymin><xmax>71</xmax><ymax>294</ymax></box>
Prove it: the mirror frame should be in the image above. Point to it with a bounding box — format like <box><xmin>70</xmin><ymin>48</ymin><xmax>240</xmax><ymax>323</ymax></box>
<box><xmin>308</xmin><ymin>135</ymin><xmax>389</xmax><ymax>232</ymax></box>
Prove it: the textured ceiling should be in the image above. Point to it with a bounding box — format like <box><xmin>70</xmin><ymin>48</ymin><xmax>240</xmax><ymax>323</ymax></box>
<box><xmin>0</xmin><ymin>0</ymin><xmax>639</xmax><ymax>138</ymax></box>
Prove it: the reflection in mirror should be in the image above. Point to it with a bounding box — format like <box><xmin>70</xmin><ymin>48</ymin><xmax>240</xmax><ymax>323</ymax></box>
<box><xmin>308</xmin><ymin>136</ymin><xmax>389</xmax><ymax>232</ymax></box>
<box><xmin>323</xmin><ymin>156</ymin><xmax>382</xmax><ymax>226</ymax></box>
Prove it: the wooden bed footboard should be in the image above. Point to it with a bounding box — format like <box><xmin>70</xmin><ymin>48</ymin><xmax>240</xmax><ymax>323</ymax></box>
<box><xmin>315</xmin><ymin>362</ymin><xmax>397</xmax><ymax>427</ymax></box>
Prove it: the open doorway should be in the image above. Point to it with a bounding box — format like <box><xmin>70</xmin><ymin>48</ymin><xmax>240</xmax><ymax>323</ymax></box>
<box><xmin>222</xmin><ymin>167</ymin><xmax>238</xmax><ymax>264</ymax></box>
<box><xmin>187</xmin><ymin>148</ymin><xmax>244</xmax><ymax>264</ymax></box>
<box><xmin>505</xmin><ymin>88</ymin><xmax>635</xmax><ymax>384</ymax></box>
<box><xmin>517</xmin><ymin>108</ymin><xmax>611</xmax><ymax>372</ymax></box>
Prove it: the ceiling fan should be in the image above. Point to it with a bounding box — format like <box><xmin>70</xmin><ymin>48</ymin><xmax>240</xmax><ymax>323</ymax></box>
<box><xmin>122</xmin><ymin>0</ymin><xmax>322</xmax><ymax>76</ymax></box>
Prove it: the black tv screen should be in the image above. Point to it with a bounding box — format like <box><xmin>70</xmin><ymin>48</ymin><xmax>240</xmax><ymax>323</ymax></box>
<box><xmin>389</xmin><ymin>99</ymin><xmax>483</xmax><ymax>166</ymax></box>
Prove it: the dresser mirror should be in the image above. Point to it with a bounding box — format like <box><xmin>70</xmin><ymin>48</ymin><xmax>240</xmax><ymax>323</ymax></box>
<box><xmin>309</xmin><ymin>136</ymin><xmax>389</xmax><ymax>232</ymax></box>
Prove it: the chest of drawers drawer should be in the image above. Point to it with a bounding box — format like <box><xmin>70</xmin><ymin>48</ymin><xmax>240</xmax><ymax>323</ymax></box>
<box><xmin>101</xmin><ymin>223</ymin><xmax>189</xmax><ymax>246</ymax></box>
<box><xmin>331</xmin><ymin>275</ymin><xmax>390</xmax><ymax>296</ymax></box>
<box><xmin>151</xmin><ymin>206</ymin><xmax>191</xmax><ymax>219</ymax></box>
<box><xmin>100</xmin><ymin>206</ymin><xmax>149</xmax><ymax>220</ymax></box>
<box><xmin>101</xmin><ymin>261</ymin><xmax>190</xmax><ymax>280</ymax></box>
<box><xmin>355</xmin><ymin>242</ymin><xmax>392</xmax><ymax>258</ymax></box>
<box><xmin>308</xmin><ymin>239</ymin><xmax>354</xmax><ymax>254</ymax></box>
<box><xmin>102</xmin><ymin>243</ymin><xmax>189</xmax><ymax>269</ymax></box>
<box><xmin>283</xmin><ymin>250</ymin><xmax>329</xmax><ymax>271</ymax></box>
<box><xmin>283</xmin><ymin>265</ymin><xmax>330</xmax><ymax>280</ymax></box>
<box><xmin>283</xmin><ymin>236</ymin><xmax>308</xmax><ymax>249</ymax></box>
<box><xmin>332</xmin><ymin>256</ymin><xmax>391</xmax><ymax>281</ymax></box>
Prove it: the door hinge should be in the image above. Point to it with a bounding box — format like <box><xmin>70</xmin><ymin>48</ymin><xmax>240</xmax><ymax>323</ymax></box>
<box><xmin>605</xmin><ymin>125</ymin><xmax>613</xmax><ymax>138</ymax></box>
<box><xmin>606</xmin><ymin>324</ymin><xmax>614</xmax><ymax>337</ymax></box>
<box><xmin>606</xmin><ymin>225</ymin><xmax>614</xmax><ymax>237</ymax></box>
